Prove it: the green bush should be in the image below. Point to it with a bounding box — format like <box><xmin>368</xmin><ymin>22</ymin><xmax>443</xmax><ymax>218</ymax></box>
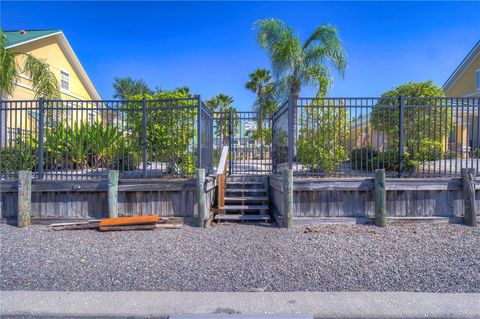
<box><xmin>411</xmin><ymin>138</ymin><xmax>444</xmax><ymax>161</ymax></box>
<box><xmin>297</xmin><ymin>107</ymin><xmax>350</xmax><ymax>173</ymax></box>
<box><xmin>0</xmin><ymin>145</ymin><xmax>37</xmax><ymax>173</ymax></box>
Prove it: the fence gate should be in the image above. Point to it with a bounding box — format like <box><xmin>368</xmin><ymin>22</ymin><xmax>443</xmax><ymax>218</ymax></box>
<box><xmin>214</xmin><ymin>111</ymin><xmax>272</xmax><ymax>174</ymax></box>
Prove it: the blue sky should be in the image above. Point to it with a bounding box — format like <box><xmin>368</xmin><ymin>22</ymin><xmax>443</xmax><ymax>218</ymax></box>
<box><xmin>2</xmin><ymin>1</ymin><xmax>479</xmax><ymax>111</ymax></box>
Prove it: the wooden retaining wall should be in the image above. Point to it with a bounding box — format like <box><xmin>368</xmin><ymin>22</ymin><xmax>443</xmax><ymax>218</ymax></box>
<box><xmin>0</xmin><ymin>177</ymin><xmax>216</xmax><ymax>225</ymax></box>
<box><xmin>269</xmin><ymin>175</ymin><xmax>479</xmax><ymax>224</ymax></box>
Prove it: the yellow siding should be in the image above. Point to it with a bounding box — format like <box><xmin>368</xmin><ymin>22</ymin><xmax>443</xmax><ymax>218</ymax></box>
<box><xmin>445</xmin><ymin>55</ymin><xmax>480</xmax><ymax>97</ymax></box>
<box><xmin>9</xmin><ymin>36</ymin><xmax>94</xmax><ymax>100</ymax></box>
<box><xmin>350</xmin><ymin>126</ymin><xmax>387</xmax><ymax>151</ymax></box>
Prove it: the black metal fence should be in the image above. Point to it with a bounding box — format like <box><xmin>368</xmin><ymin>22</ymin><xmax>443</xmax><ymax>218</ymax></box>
<box><xmin>0</xmin><ymin>97</ymin><xmax>214</xmax><ymax>180</ymax></box>
<box><xmin>272</xmin><ymin>97</ymin><xmax>480</xmax><ymax>177</ymax></box>
<box><xmin>3</xmin><ymin>96</ymin><xmax>480</xmax><ymax>180</ymax></box>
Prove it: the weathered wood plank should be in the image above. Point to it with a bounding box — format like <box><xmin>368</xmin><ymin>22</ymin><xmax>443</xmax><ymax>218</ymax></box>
<box><xmin>374</xmin><ymin>169</ymin><xmax>386</xmax><ymax>227</ymax></box>
<box><xmin>17</xmin><ymin>171</ymin><xmax>32</xmax><ymax>228</ymax></box>
<box><xmin>462</xmin><ymin>168</ymin><xmax>477</xmax><ymax>226</ymax></box>
<box><xmin>108</xmin><ymin>170</ymin><xmax>119</xmax><ymax>218</ymax></box>
<box><xmin>283</xmin><ymin>169</ymin><xmax>293</xmax><ymax>228</ymax></box>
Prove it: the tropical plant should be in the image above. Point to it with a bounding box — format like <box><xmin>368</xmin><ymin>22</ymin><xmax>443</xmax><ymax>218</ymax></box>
<box><xmin>112</xmin><ymin>77</ymin><xmax>153</xmax><ymax>100</ymax></box>
<box><xmin>0</xmin><ymin>29</ymin><xmax>60</xmax><ymax>99</ymax></box>
<box><xmin>42</xmin><ymin>122</ymin><xmax>137</xmax><ymax>171</ymax></box>
<box><xmin>245</xmin><ymin>68</ymin><xmax>277</xmax><ymax>152</ymax></box>
<box><xmin>254</xmin><ymin>18</ymin><xmax>347</xmax><ymax>99</ymax></box>
<box><xmin>206</xmin><ymin>94</ymin><xmax>238</xmax><ymax>147</ymax></box>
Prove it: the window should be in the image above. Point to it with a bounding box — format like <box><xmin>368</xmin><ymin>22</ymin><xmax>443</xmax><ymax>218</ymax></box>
<box><xmin>61</xmin><ymin>71</ymin><xmax>69</xmax><ymax>91</ymax></box>
<box><xmin>477</xmin><ymin>69</ymin><xmax>480</xmax><ymax>90</ymax></box>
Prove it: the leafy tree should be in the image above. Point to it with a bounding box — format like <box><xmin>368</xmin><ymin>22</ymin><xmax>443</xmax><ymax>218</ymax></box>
<box><xmin>126</xmin><ymin>90</ymin><xmax>197</xmax><ymax>176</ymax></box>
<box><xmin>112</xmin><ymin>77</ymin><xmax>153</xmax><ymax>100</ymax></box>
<box><xmin>0</xmin><ymin>29</ymin><xmax>60</xmax><ymax>98</ymax></box>
<box><xmin>370</xmin><ymin>81</ymin><xmax>449</xmax><ymax>164</ymax></box>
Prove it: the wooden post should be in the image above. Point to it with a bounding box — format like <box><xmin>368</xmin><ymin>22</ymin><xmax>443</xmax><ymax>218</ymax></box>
<box><xmin>108</xmin><ymin>170</ymin><xmax>119</xmax><ymax>219</ymax></box>
<box><xmin>462</xmin><ymin>168</ymin><xmax>477</xmax><ymax>226</ymax></box>
<box><xmin>197</xmin><ymin>169</ymin><xmax>206</xmax><ymax>227</ymax></box>
<box><xmin>17</xmin><ymin>171</ymin><xmax>32</xmax><ymax>228</ymax></box>
<box><xmin>283</xmin><ymin>169</ymin><xmax>293</xmax><ymax>228</ymax></box>
<box><xmin>374</xmin><ymin>169</ymin><xmax>387</xmax><ymax>227</ymax></box>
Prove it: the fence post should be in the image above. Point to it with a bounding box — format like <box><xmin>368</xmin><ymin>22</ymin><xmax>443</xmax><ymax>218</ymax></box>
<box><xmin>108</xmin><ymin>170</ymin><xmax>119</xmax><ymax>218</ymax></box>
<box><xmin>229</xmin><ymin>110</ymin><xmax>233</xmax><ymax>173</ymax></box>
<box><xmin>287</xmin><ymin>96</ymin><xmax>294</xmax><ymax>170</ymax></box>
<box><xmin>283</xmin><ymin>169</ymin><xmax>293</xmax><ymax>228</ymax></box>
<box><xmin>37</xmin><ymin>98</ymin><xmax>45</xmax><ymax>179</ymax></box>
<box><xmin>196</xmin><ymin>168</ymin><xmax>206</xmax><ymax>227</ymax></box>
<box><xmin>17</xmin><ymin>170</ymin><xmax>32</xmax><ymax>228</ymax></box>
<box><xmin>197</xmin><ymin>95</ymin><xmax>202</xmax><ymax>170</ymax></box>
<box><xmin>141</xmin><ymin>98</ymin><xmax>147</xmax><ymax>178</ymax></box>
<box><xmin>462</xmin><ymin>168</ymin><xmax>477</xmax><ymax>226</ymax></box>
<box><xmin>398</xmin><ymin>95</ymin><xmax>405</xmax><ymax>177</ymax></box>
<box><xmin>374</xmin><ymin>169</ymin><xmax>387</xmax><ymax>227</ymax></box>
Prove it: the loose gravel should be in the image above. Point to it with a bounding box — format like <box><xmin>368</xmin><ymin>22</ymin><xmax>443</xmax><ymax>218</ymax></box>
<box><xmin>1</xmin><ymin>223</ymin><xmax>479</xmax><ymax>292</ymax></box>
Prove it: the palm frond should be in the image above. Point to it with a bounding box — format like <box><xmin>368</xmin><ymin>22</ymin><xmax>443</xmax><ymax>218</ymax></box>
<box><xmin>301</xmin><ymin>65</ymin><xmax>333</xmax><ymax>97</ymax></box>
<box><xmin>0</xmin><ymin>29</ymin><xmax>17</xmax><ymax>97</ymax></box>
<box><xmin>23</xmin><ymin>54</ymin><xmax>60</xmax><ymax>99</ymax></box>
<box><xmin>254</xmin><ymin>18</ymin><xmax>303</xmax><ymax>80</ymax></box>
<box><xmin>303</xmin><ymin>24</ymin><xmax>347</xmax><ymax>78</ymax></box>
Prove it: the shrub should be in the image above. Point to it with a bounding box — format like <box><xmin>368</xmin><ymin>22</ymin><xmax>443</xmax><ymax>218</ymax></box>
<box><xmin>0</xmin><ymin>145</ymin><xmax>37</xmax><ymax>173</ymax></box>
<box><xmin>411</xmin><ymin>138</ymin><xmax>445</xmax><ymax>161</ymax></box>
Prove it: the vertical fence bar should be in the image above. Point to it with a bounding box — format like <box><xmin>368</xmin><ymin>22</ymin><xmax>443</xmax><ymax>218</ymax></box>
<box><xmin>287</xmin><ymin>96</ymin><xmax>294</xmax><ymax>170</ymax></box>
<box><xmin>37</xmin><ymin>98</ymin><xmax>45</xmax><ymax>180</ymax></box>
<box><xmin>197</xmin><ymin>95</ymin><xmax>202</xmax><ymax>170</ymax></box>
<box><xmin>229</xmin><ymin>110</ymin><xmax>233</xmax><ymax>174</ymax></box>
<box><xmin>398</xmin><ymin>95</ymin><xmax>405</xmax><ymax>177</ymax></box>
<box><xmin>142</xmin><ymin>98</ymin><xmax>147</xmax><ymax>178</ymax></box>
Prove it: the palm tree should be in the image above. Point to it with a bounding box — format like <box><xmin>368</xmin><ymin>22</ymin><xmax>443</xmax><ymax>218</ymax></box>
<box><xmin>254</xmin><ymin>18</ymin><xmax>347</xmax><ymax>99</ymax></box>
<box><xmin>1</xmin><ymin>29</ymin><xmax>60</xmax><ymax>99</ymax></box>
<box><xmin>206</xmin><ymin>93</ymin><xmax>237</xmax><ymax>147</ymax></box>
<box><xmin>254</xmin><ymin>18</ymin><xmax>347</xmax><ymax>159</ymax></box>
<box><xmin>245</xmin><ymin>68</ymin><xmax>272</xmax><ymax>98</ymax></box>
<box><xmin>246</xmin><ymin>68</ymin><xmax>277</xmax><ymax>159</ymax></box>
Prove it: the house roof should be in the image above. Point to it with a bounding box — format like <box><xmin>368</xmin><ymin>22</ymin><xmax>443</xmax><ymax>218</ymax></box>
<box><xmin>3</xmin><ymin>30</ymin><xmax>101</xmax><ymax>100</ymax></box>
<box><xmin>4</xmin><ymin>30</ymin><xmax>62</xmax><ymax>48</ymax></box>
<box><xmin>443</xmin><ymin>41</ymin><xmax>480</xmax><ymax>93</ymax></box>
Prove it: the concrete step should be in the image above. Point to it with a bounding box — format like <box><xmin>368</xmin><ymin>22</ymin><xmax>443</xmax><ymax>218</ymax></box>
<box><xmin>220</xmin><ymin>205</ymin><xmax>269</xmax><ymax>211</ymax></box>
<box><xmin>215</xmin><ymin>214</ymin><xmax>271</xmax><ymax>221</ymax></box>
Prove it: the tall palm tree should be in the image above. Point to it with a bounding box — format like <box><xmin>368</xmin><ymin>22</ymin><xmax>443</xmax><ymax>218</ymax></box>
<box><xmin>254</xmin><ymin>19</ymin><xmax>347</xmax><ymax>159</ymax></box>
<box><xmin>254</xmin><ymin>18</ymin><xmax>347</xmax><ymax>99</ymax></box>
<box><xmin>206</xmin><ymin>93</ymin><xmax>237</xmax><ymax>147</ymax></box>
<box><xmin>1</xmin><ymin>29</ymin><xmax>60</xmax><ymax>99</ymax></box>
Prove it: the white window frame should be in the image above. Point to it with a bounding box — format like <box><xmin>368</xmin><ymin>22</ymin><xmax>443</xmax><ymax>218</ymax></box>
<box><xmin>476</xmin><ymin>69</ymin><xmax>480</xmax><ymax>91</ymax></box>
<box><xmin>60</xmin><ymin>70</ymin><xmax>70</xmax><ymax>92</ymax></box>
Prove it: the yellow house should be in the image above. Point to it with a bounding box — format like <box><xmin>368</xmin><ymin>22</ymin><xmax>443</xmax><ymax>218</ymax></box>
<box><xmin>443</xmin><ymin>41</ymin><xmax>480</xmax><ymax>155</ymax></box>
<box><xmin>1</xmin><ymin>29</ymin><xmax>101</xmax><ymax>146</ymax></box>
<box><xmin>443</xmin><ymin>41</ymin><xmax>480</xmax><ymax>98</ymax></box>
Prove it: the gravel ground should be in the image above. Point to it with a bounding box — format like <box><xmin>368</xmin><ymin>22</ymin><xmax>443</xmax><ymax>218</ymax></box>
<box><xmin>1</xmin><ymin>223</ymin><xmax>479</xmax><ymax>292</ymax></box>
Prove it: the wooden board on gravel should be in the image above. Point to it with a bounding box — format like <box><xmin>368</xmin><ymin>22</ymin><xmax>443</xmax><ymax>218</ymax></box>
<box><xmin>99</xmin><ymin>215</ymin><xmax>159</xmax><ymax>227</ymax></box>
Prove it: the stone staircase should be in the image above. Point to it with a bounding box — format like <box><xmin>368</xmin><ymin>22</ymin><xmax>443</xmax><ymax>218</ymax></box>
<box><xmin>215</xmin><ymin>175</ymin><xmax>271</xmax><ymax>222</ymax></box>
